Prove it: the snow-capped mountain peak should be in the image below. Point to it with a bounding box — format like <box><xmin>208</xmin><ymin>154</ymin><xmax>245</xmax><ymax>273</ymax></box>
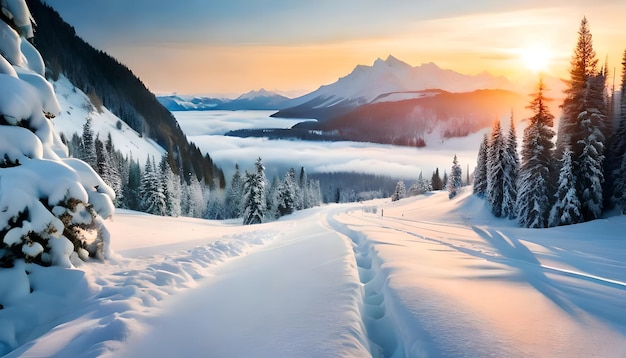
<box><xmin>236</xmin><ymin>88</ymin><xmax>280</xmax><ymax>100</ymax></box>
<box><xmin>284</xmin><ymin>55</ymin><xmax>514</xmax><ymax>109</ymax></box>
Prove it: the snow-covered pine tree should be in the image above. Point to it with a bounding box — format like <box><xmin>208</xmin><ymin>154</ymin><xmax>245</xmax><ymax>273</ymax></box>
<box><xmin>186</xmin><ymin>174</ymin><xmax>206</xmax><ymax>218</ymax></box>
<box><xmin>0</xmin><ymin>0</ymin><xmax>114</xmax><ymax>266</ymax></box>
<box><xmin>473</xmin><ymin>134</ymin><xmax>489</xmax><ymax>197</ymax></box>
<box><xmin>275</xmin><ymin>168</ymin><xmax>297</xmax><ymax>217</ymax></box>
<box><xmin>556</xmin><ymin>17</ymin><xmax>607</xmax><ymax>221</ymax></box>
<box><xmin>139</xmin><ymin>157</ymin><xmax>166</xmax><ymax>216</ymax></box>
<box><xmin>556</xmin><ymin>17</ymin><xmax>599</xmax><ymax>157</ymax></box>
<box><xmin>442</xmin><ymin>171</ymin><xmax>448</xmax><ymax>190</ymax></box>
<box><xmin>242</xmin><ymin>158</ymin><xmax>266</xmax><ymax>225</ymax></box>
<box><xmin>409</xmin><ymin>171</ymin><xmax>431</xmax><ymax>196</ymax></box>
<box><xmin>102</xmin><ymin>133</ymin><xmax>122</xmax><ymax>206</ymax></box>
<box><xmin>391</xmin><ymin>180</ymin><xmax>406</xmax><ymax>201</ymax></box>
<box><xmin>487</xmin><ymin>119</ymin><xmax>505</xmax><ymax>216</ymax></box>
<box><xmin>517</xmin><ymin>79</ymin><xmax>556</xmax><ymax>228</ymax></box>
<box><xmin>448</xmin><ymin>155</ymin><xmax>462</xmax><ymax>199</ymax></box>
<box><xmin>81</xmin><ymin>117</ymin><xmax>97</xmax><ymax>168</ymax></box>
<box><xmin>225</xmin><ymin>164</ymin><xmax>244</xmax><ymax>218</ymax></box>
<box><xmin>502</xmin><ymin>116</ymin><xmax>520</xmax><ymax>219</ymax></box>
<box><xmin>549</xmin><ymin>147</ymin><xmax>582</xmax><ymax>226</ymax></box>
<box><xmin>160</xmin><ymin>155</ymin><xmax>182</xmax><ymax>217</ymax></box>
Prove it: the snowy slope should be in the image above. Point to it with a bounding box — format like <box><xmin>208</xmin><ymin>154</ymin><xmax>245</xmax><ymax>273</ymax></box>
<box><xmin>51</xmin><ymin>75</ymin><xmax>165</xmax><ymax>163</ymax></box>
<box><xmin>4</xmin><ymin>191</ymin><xmax>626</xmax><ymax>357</ymax></box>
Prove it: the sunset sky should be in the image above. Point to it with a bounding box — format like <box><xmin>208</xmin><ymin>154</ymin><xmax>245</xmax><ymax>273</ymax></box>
<box><xmin>44</xmin><ymin>0</ymin><xmax>626</xmax><ymax>97</ymax></box>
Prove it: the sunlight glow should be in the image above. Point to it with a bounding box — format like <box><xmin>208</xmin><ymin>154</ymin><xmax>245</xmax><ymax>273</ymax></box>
<box><xmin>520</xmin><ymin>46</ymin><xmax>552</xmax><ymax>73</ymax></box>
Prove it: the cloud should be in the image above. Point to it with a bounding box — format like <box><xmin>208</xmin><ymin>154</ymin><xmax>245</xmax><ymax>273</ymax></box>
<box><xmin>177</xmin><ymin>111</ymin><xmax>485</xmax><ymax>180</ymax></box>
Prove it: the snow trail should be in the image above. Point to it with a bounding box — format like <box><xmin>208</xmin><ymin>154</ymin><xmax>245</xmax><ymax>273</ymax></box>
<box><xmin>326</xmin><ymin>209</ymin><xmax>405</xmax><ymax>358</ymax></box>
<box><xmin>114</xmin><ymin>209</ymin><xmax>371</xmax><ymax>358</ymax></box>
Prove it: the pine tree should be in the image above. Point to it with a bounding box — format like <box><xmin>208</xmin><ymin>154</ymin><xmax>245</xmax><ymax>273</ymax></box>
<box><xmin>225</xmin><ymin>164</ymin><xmax>244</xmax><ymax>218</ymax></box>
<box><xmin>448</xmin><ymin>155</ymin><xmax>462</xmax><ymax>199</ymax></box>
<box><xmin>431</xmin><ymin>168</ymin><xmax>443</xmax><ymax>190</ymax></box>
<box><xmin>391</xmin><ymin>180</ymin><xmax>406</xmax><ymax>201</ymax></box>
<box><xmin>160</xmin><ymin>155</ymin><xmax>182</xmax><ymax>217</ymax></box>
<box><xmin>473</xmin><ymin>134</ymin><xmax>489</xmax><ymax>197</ymax></box>
<box><xmin>607</xmin><ymin>50</ymin><xmax>626</xmax><ymax>210</ymax></box>
<box><xmin>140</xmin><ymin>157</ymin><xmax>166</xmax><ymax>215</ymax></box>
<box><xmin>487</xmin><ymin>119</ymin><xmax>505</xmax><ymax>216</ymax></box>
<box><xmin>549</xmin><ymin>147</ymin><xmax>582</xmax><ymax>226</ymax></box>
<box><xmin>557</xmin><ymin>17</ymin><xmax>599</xmax><ymax>156</ymax></box>
<box><xmin>243</xmin><ymin>158</ymin><xmax>266</xmax><ymax>225</ymax></box>
<box><xmin>124</xmin><ymin>157</ymin><xmax>141</xmax><ymax>210</ymax></box>
<box><xmin>276</xmin><ymin>168</ymin><xmax>297</xmax><ymax>217</ymax></box>
<box><xmin>299</xmin><ymin>167</ymin><xmax>309</xmax><ymax>209</ymax></box>
<box><xmin>556</xmin><ymin>17</ymin><xmax>606</xmax><ymax>222</ymax></box>
<box><xmin>517</xmin><ymin>79</ymin><xmax>556</xmax><ymax>228</ymax></box>
<box><xmin>82</xmin><ymin>117</ymin><xmax>97</xmax><ymax>168</ymax></box>
<box><xmin>502</xmin><ymin>116</ymin><xmax>519</xmax><ymax>219</ymax></box>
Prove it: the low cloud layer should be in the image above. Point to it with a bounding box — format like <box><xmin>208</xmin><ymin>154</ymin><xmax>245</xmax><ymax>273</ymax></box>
<box><xmin>177</xmin><ymin>111</ymin><xmax>483</xmax><ymax>180</ymax></box>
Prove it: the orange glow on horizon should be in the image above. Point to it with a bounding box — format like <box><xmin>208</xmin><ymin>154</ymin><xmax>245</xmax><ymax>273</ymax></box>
<box><xmin>115</xmin><ymin>7</ymin><xmax>624</xmax><ymax>98</ymax></box>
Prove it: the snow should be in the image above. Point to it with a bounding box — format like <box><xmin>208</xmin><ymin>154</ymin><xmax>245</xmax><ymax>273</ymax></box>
<box><xmin>4</xmin><ymin>191</ymin><xmax>626</xmax><ymax>357</ymax></box>
<box><xmin>51</xmin><ymin>76</ymin><xmax>166</xmax><ymax>164</ymax></box>
<box><xmin>288</xmin><ymin>55</ymin><xmax>513</xmax><ymax>107</ymax></box>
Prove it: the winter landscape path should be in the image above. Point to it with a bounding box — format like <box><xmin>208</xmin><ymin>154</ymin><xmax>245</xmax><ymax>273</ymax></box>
<box><xmin>3</xmin><ymin>192</ymin><xmax>626</xmax><ymax>357</ymax></box>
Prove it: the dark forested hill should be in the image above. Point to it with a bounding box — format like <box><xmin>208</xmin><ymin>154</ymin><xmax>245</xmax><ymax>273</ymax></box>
<box><xmin>26</xmin><ymin>0</ymin><xmax>224</xmax><ymax>188</ymax></box>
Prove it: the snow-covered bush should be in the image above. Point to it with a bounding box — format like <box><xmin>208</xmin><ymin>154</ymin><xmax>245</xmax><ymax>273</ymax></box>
<box><xmin>0</xmin><ymin>0</ymin><xmax>114</xmax><ymax>267</ymax></box>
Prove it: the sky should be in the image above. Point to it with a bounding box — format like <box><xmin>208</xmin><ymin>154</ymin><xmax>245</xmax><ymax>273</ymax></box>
<box><xmin>43</xmin><ymin>0</ymin><xmax>626</xmax><ymax>98</ymax></box>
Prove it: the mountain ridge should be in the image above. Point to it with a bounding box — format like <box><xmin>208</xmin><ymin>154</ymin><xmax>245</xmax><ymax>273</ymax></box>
<box><xmin>272</xmin><ymin>55</ymin><xmax>514</xmax><ymax>120</ymax></box>
<box><xmin>157</xmin><ymin>89</ymin><xmax>291</xmax><ymax>111</ymax></box>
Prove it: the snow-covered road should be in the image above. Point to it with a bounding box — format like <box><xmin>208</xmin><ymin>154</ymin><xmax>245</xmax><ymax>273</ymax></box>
<box><xmin>4</xmin><ymin>191</ymin><xmax>626</xmax><ymax>357</ymax></box>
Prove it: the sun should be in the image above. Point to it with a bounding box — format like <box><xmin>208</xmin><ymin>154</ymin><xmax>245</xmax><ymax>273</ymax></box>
<box><xmin>521</xmin><ymin>46</ymin><xmax>552</xmax><ymax>73</ymax></box>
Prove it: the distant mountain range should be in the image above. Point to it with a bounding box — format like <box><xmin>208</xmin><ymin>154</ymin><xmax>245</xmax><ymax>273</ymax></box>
<box><xmin>157</xmin><ymin>89</ymin><xmax>291</xmax><ymax>111</ymax></box>
<box><xmin>227</xmin><ymin>56</ymin><xmax>527</xmax><ymax>147</ymax></box>
<box><xmin>272</xmin><ymin>55</ymin><xmax>515</xmax><ymax>120</ymax></box>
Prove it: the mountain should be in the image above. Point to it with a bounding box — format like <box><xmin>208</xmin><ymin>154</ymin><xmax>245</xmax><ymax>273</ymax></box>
<box><xmin>229</xmin><ymin>89</ymin><xmax>526</xmax><ymax>147</ymax></box>
<box><xmin>27</xmin><ymin>0</ymin><xmax>224</xmax><ymax>187</ymax></box>
<box><xmin>157</xmin><ymin>89</ymin><xmax>291</xmax><ymax>111</ymax></box>
<box><xmin>272</xmin><ymin>55</ymin><xmax>514</xmax><ymax>120</ymax></box>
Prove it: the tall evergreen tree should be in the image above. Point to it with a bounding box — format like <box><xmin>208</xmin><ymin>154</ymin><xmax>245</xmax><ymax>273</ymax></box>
<box><xmin>81</xmin><ymin>117</ymin><xmax>97</xmax><ymax>168</ymax></box>
<box><xmin>391</xmin><ymin>180</ymin><xmax>406</xmax><ymax>201</ymax></box>
<box><xmin>502</xmin><ymin>116</ymin><xmax>520</xmax><ymax>219</ymax></box>
<box><xmin>557</xmin><ymin>17</ymin><xmax>599</xmax><ymax>156</ymax></box>
<box><xmin>299</xmin><ymin>167</ymin><xmax>309</xmax><ymax>209</ymax></box>
<box><xmin>276</xmin><ymin>168</ymin><xmax>297</xmax><ymax>217</ymax></box>
<box><xmin>517</xmin><ymin>79</ymin><xmax>556</xmax><ymax>228</ymax></box>
<box><xmin>243</xmin><ymin>158</ymin><xmax>267</xmax><ymax>225</ymax></box>
<box><xmin>487</xmin><ymin>119</ymin><xmax>505</xmax><ymax>217</ymax></box>
<box><xmin>448</xmin><ymin>155</ymin><xmax>462</xmax><ymax>199</ymax></box>
<box><xmin>607</xmin><ymin>50</ymin><xmax>626</xmax><ymax>210</ymax></box>
<box><xmin>431</xmin><ymin>168</ymin><xmax>443</xmax><ymax>190</ymax></box>
<box><xmin>140</xmin><ymin>157</ymin><xmax>166</xmax><ymax>216</ymax></box>
<box><xmin>549</xmin><ymin>147</ymin><xmax>582</xmax><ymax>226</ymax></box>
<box><xmin>473</xmin><ymin>134</ymin><xmax>489</xmax><ymax>197</ymax></box>
<box><xmin>225</xmin><ymin>164</ymin><xmax>244</xmax><ymax>218</ymax></box>
<box><xmin>160</xmin><ymin>155</ymin><xmax>182</xmax><ymax>217</ymax></box>
<box><xmin>556</xmin><ymin>17</ymin><xmax>606</xmax><ymax>221</ymax></box>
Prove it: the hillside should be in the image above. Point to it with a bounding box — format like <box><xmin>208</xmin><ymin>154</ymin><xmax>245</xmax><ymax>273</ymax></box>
<box><xmin>229</xmin><ymin>89</ymin><xmax>527</xmax><ymax>147</ymax></box>
<box><xmin>26</xmin><ymin>0</ymin><xmax>224</xmax><ymax>187</ymax></box>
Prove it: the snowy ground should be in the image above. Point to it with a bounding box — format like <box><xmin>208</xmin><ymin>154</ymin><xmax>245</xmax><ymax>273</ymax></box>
<box><xmin>3</xmin><ymin>190</ymin><xmax>626</xmax><ymax>357</ymax></box>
